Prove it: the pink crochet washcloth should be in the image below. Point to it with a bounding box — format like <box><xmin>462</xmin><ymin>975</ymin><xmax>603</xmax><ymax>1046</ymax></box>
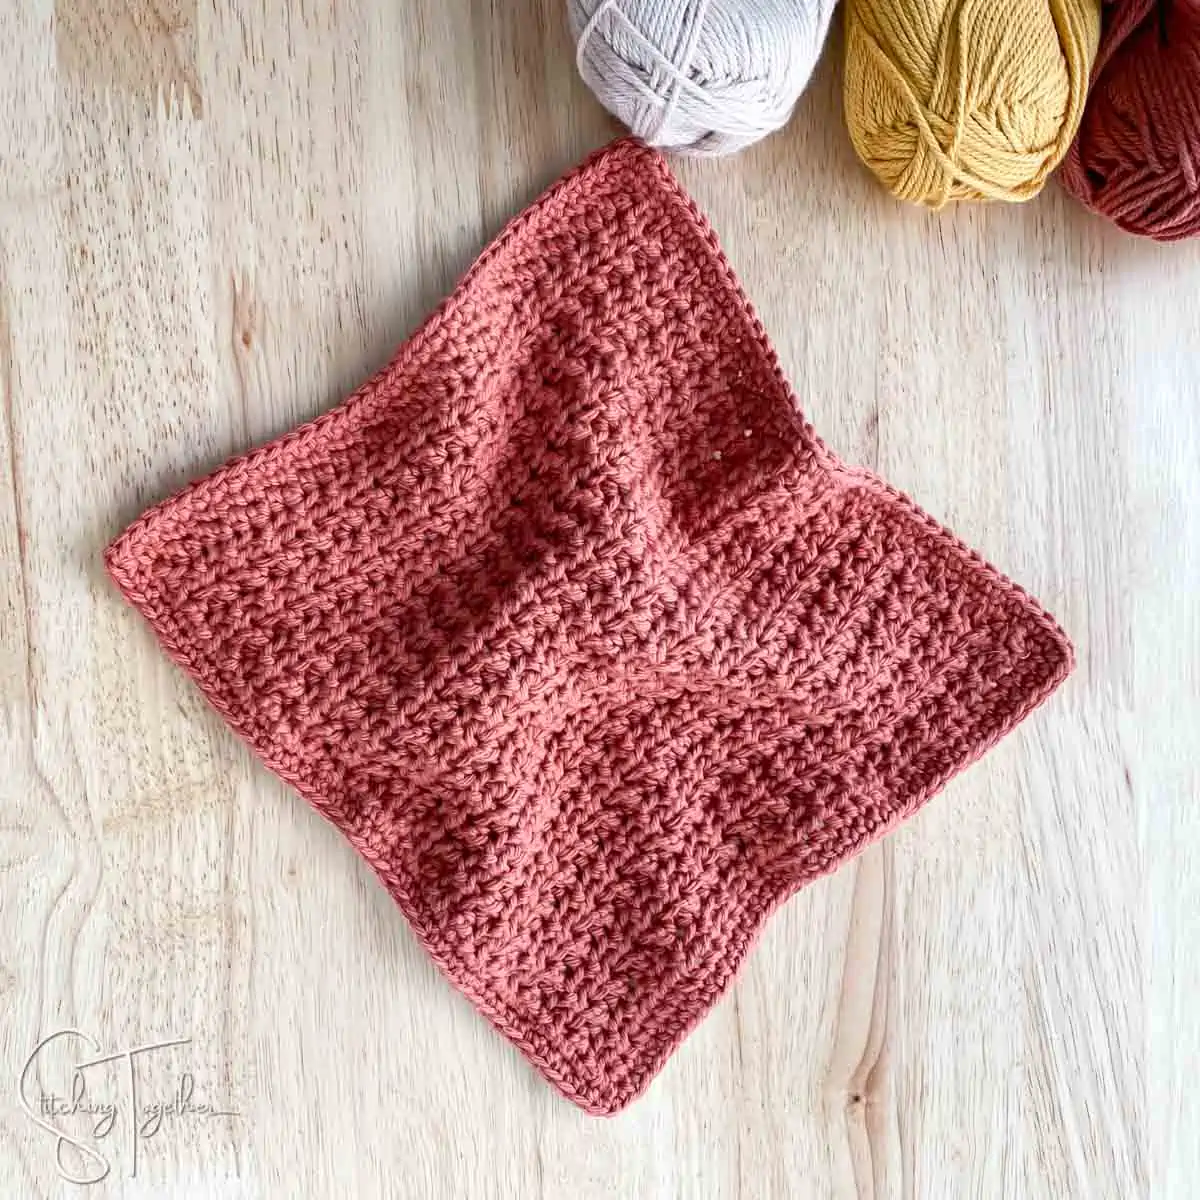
<box><xmin>107</xmin><ymin>139</ymin><xmax>1073</xmax><ymax>1115</ymax></box>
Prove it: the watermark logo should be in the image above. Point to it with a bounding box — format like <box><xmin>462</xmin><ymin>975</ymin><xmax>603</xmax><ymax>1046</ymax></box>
<box><xmin>18</xmin><ymin>1029</ymin><xmax>239</xmax><ymax>1185</ymax></box>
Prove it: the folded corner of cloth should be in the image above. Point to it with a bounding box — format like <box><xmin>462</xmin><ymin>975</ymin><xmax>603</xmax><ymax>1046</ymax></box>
<box><xmin>105</xmin><ymin>137</ymin><xmax>1074</xmax><ymax>1116</ymax></box>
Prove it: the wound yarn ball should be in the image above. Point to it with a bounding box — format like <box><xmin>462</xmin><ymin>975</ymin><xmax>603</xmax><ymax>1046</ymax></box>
<box><xmin>568</xmin><ymin>0</ymin><xmax>839</xmax><ymax>156</ymax></box>
<box><xmin>844</xmin><ymin>0</ymin><xmax>1102</xmax><ymax>207</ymax></box>
<box><xmin>1060</xmin><ymin>0</ymin><xmax>1200</xmax><ymax>241</ymax></box>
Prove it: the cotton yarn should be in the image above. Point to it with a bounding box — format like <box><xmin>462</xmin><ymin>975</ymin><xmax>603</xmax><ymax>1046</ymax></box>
<box><xmin>1060</xmin><ymin>0</ymin><xmax>1200</xmax><ymax>241</ymax></box>
<box><xmin>568</xmin><ymin>0</ymin><xmax>838</xmax><ymax>155</ymax></box>
<box><xmin>107</xmin><ymin>140</ymin><xmax>1073</xmax><ymax>1116</ymax></box>
<box><xmin>844</xmin><ymin>0</ymin><xmax>1102</xmax><ymax>206</ymax></box>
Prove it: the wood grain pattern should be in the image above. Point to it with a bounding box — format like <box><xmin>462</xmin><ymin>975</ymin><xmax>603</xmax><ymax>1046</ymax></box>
<box><xmin>1</xmin><ymin>3</ymin><xmax>1195</xmax><ymax>1196</ymax></box>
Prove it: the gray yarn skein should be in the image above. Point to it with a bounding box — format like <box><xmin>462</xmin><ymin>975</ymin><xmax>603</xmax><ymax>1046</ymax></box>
<box><xmin>568</xmin><ymin>0</ymin><xmax>838</xmax><ymax>156</ymax></box>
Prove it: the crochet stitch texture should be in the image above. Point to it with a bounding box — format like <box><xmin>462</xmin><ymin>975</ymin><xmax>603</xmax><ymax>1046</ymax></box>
<box><xmin>107</xmin><ymin>139</ymin><xmax>1073</xmax><ymax>1115</ymax></box>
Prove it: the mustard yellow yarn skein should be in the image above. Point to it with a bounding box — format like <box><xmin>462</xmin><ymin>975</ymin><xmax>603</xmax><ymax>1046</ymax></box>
<box><xmin>844</xmin><ymin>0</ymin><xmax>1101</xmax><ymax>207</ymax></box>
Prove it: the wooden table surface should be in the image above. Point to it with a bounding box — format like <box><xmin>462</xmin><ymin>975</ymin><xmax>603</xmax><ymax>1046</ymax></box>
<box><xmin>2</xmin><ymin>3</ymin><xmax>1195</xmax><ymax>1197</ymax></box>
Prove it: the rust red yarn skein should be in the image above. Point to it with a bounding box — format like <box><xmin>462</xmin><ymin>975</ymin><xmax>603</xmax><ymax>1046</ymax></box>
<box><xmin>1061</xmin><ymin>0</ymin><xmax>1200</xmax><ymax>240</ymax></box>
